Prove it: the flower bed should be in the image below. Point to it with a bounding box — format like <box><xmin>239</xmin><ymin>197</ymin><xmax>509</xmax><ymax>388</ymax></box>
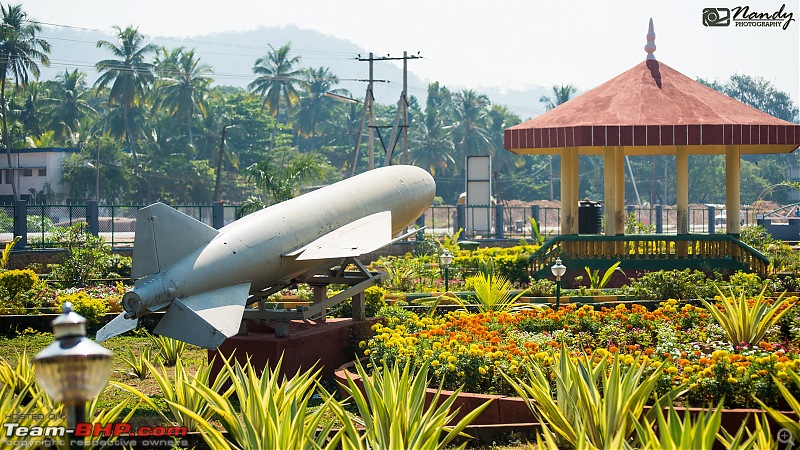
<box><xmin>362</xmin><ymin>299</ymin><xmax>800</xmax><ymax>409</ymax></box>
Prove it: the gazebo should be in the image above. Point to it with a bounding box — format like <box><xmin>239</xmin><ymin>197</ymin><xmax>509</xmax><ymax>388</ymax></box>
<box><xmin>505</xmin><ymin>20</ymin><xmax>800</xmax><ymax>276</ymax></box>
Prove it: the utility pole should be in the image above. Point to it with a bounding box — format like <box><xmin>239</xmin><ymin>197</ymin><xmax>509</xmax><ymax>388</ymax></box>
<box><xmin>354</xmin><ymin>52</ymin><xmax>421</xmax><ymax>172</ymax></box>
<box><xmin>213</xmin><ymin>125</ymin><xmax>236</xmax><ymax>202</ymax></box>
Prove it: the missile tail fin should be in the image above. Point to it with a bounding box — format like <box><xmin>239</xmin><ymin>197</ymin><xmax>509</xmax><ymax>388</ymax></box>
<box><xmin>96</xmin><ymin>312</ymin><xmax>139</xmax><ymax>342</ymax></box>
<box><xmin>132</xmin><ymin>203</ymin><xmax>219</xmax><ymax>279</ymax></box>
<box><xmin>153</xmin><ymin>283</ymin><xmax>250</xmax><ymax>349</ymax></box>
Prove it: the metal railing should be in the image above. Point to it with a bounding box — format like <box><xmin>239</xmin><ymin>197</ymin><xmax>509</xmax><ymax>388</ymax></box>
<box><xmin>1</xmin><ymin>201</ymin><xmax>764</xmax><ymax>249</ymax></box>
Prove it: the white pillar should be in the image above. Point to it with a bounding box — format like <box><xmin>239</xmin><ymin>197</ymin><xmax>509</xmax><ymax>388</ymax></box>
<box><xmin>560</xmin><ymin>148</ymin><xmax>572</xmax><ymax>235</ymax></box>
<box><xmin>615</xmin><ymin>147</ymin><xmax>625</xmax><ymax>236</ymax></box>
<box><xmin>569</xmin><ymin>148</ymin><xmax>580</xmax><ymax>234</ymax></box>
<box><xmin>676</xmin><ymin>146</ymin><xmax>689</xmax><ymax>256</ymax></box>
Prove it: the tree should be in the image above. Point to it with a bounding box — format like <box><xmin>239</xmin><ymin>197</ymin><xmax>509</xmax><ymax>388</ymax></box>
<box><xmin>0</xmin><ymin>3</ymin><xmax>51</xmax><ymax>199</ymax></box>
<box><xmin>237</xmin><ymin>150</ymin><xmax>327</xmax><ymax>218</ymax></box>
<box><xmin>248</xmin><ymin>43</ymin><xmax>302</xmax><ymax>154</ymax></box>
<box><xmin>42</xmin><ymin>69</ymin><xmax>97</xmax><ymax>143</ymax></box>
<box><xmin>94</xmin><ymin>25</ymin><xmax>158</xmax><ymax>170</ymax></box>
<box><xmin>699</xmin><ymin>74</ymin><xmax>799</xmax><ymax>123</ymax></box>
<box><xmin>294</xmin><ymin>66</ymin><xmax>349</xmax><ymax>149</ymax></box>
<box><xmin>452</xmin><ymin>89</ymin><xmax>491</xmax><ymax>161</ymax></box>
<box><xmin>154</xmin><ymin>48</ymin><xmax>213</xmax><ymax>148</ymax></box>
<box><xmin>539</xmin><ymin>84</ymin><xmax>577</xmax><ymax>111</ymax></box>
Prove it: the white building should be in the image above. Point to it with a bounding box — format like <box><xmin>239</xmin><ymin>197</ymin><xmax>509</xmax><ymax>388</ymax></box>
<box><xmin>0</xmin><ymin>147</ymin><xmax>80</xmax><ymax>203</ymax></box>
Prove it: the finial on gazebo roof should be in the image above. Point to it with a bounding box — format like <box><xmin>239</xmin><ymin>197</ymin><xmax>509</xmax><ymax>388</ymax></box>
<box><xmin>645</xmin><ymin>18</ymin><xmax>656</xmax><ymax>60</ymax></box>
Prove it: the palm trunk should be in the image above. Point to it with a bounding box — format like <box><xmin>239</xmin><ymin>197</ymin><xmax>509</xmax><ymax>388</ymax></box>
<box><xmin>1</xmin><ymin>71</ymin><xmax>19</xmax><ymax>200</ymax></box>
<box><xmin>268</xmin><ymin>98</ymin><xmax>281</xmax><ymax>158</ymax></box>
<box><xmin>122</xmin><ymin>103</ymin><xmax>139</xmax><ymax>171</ymax></box>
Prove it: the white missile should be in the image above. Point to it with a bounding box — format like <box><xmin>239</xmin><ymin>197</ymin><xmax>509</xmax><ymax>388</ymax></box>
<box><xmin>97</xmin><ymin>165</ymin><xmax>435</xmax><ymax>348</ymax></box>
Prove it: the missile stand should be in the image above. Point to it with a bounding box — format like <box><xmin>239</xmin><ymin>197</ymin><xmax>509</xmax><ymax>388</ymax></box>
<box><xmin>242</xmin><ymin>257</ymin><xmax>386</xmax><ymax>338</ymax></box>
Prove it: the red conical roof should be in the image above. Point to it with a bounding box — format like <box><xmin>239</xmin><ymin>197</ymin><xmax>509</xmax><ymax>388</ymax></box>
<box><xmin>504</xmin><ymin>60</ymin><xmax>800</xmax><ymax>154</ymax></box>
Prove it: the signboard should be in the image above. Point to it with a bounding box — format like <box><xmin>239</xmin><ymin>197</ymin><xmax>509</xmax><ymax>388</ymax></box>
<box><xmin>465</xmin><ymin>155</ymin><xmax>492</xmax><ymax>235</ymax></box>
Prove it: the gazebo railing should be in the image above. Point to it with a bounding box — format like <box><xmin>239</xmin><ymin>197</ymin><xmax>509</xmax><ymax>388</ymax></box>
<box><xmin>529</xmin><ymin>234</ymin><xmax>769</xmax><ymax>278</ymax></box>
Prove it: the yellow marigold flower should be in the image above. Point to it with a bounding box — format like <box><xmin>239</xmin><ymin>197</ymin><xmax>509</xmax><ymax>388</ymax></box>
<box><xmin>684</xmin><ymin>367</ymin><xmax>694</xmax><ymax>374</ymax></box>
<box><xmin>666</xmin><ymin>367</ymin><xmax>679</xmax><ymax>375</ymax></box>
<box><xmin>778</xmin><ymin>371</ymin><xmax>789</xmax><ymax>380</ymax></box>
<box><xmin>364</xmin><ymin>349</ymin><xmax>371</xmax><ymax>355</ymax></box>
<box><xmin>431</xmin><ymin>360</ymin><xmax>440</xmax><ymax>367</ymax></box>
<box><xmin>359</xmin><ymin>341</ymin><xmax>367</xmax><ymax>349</ymax></box>
<box><xmin>727</xmin><ymin>377</ymin><xmax>737</xmax><ymax>384</ymax></box>
<box><xmin>447</xmin><ymin>355</ymin><xmax>457</xmax><ymax>363</ymax></box>
<box><xmin>479</xmin><ymin>366</ymin><xmax>487</xmax><ymax>375</ymax></box>
<box><xmin>776</xmin><ymin>362</ymin><xmax>785</xmax><ymax>371</ymax></box>
<box><xmin>689</xmin><ymin>383</ymin><xmax>699</xmax><ymax>391</ymax></box>
<box><xmin>448</xmin><ymin>364</ymin><xmax>456</xmax><ymax>372</ymax></box>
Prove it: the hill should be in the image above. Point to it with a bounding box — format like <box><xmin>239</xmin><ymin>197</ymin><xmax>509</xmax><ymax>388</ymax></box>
<box><xmin>38</xmin><ymin>24</ymin><xmax>549</xmax><ymax>119</ymax></box>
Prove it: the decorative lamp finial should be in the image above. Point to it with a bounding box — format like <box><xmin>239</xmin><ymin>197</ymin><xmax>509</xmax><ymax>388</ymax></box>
<box><xmin>645</xmin><ymin>18</ymin><xmax>656</xmax><ymax>61</ymax></box>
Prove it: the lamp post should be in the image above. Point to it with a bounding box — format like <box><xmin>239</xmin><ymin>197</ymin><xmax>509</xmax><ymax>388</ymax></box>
<box><xmin>33</xmin><ymin>302</ymin><xmax>113</xmax><ymax>449</ymax></box>
<box><xmin>551</xmin><ymin>257</ymin><xmax>567</xmax><ymax>310</ymax></box>
<box><xmin>85</xmin><ymin>160</ymin><xmax>99</xmax><ymax>202</ymax></box>
<box><xmin>439</xmin><ymin>249</ymin><xmax>454</xmax><ymax>293</ymax></box>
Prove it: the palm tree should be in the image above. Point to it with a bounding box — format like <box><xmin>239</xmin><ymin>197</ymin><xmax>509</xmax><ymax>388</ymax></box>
<box><xmin>1</xmin><ymin>4</ymin><xmax>51</xmax><ymax>199</ymax></box>
<box><xmin>42</xmin><ymin>69</ymin><xmax>97</xmax><ymax>143</ymax></box>
<box><xmin>294</xmin><ymin>67</ymin><xmax>349</xmax><ymax>149</ymax></box>
<box><xmin>452</xmin><ymin>89</ymin><xmax>491</xmax><ymax>168</ymax></box>
<box><xmin>94</xmin><ymin>25</ymin><xmax>158</xmax><ymax>170</ymax></box>
<box><xmin>155</xmin><ymin>48</ymin><xmax>213</xmax><ymax>148</ymax></box>
<box><xmin>539</xmin><ymin>84</ymin><xmax>577</xmax><ymax>199</ymax></box>
<box><xmin>237</xmin><ymin>151</ymin><xmax>326</xmax><ymax>218</ymax></box>
<box><xmin>248</xmin><ymin>43</ymin><xmax>302</xmax><ymax>155</ymax></box>
<box><xmin>539</xmin><ymin>84</ymin><xmax>577</xmax><ymax>111</ymax></box>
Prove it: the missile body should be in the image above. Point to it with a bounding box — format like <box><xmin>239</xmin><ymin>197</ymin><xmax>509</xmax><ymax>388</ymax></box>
<box><xmin>98</xmin><ymin>165</ymin><xmax>435</xmax><ymax>348</ymax></box>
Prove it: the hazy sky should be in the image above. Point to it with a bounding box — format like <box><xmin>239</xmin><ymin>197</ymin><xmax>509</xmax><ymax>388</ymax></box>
<box><xmin>18</xmin><ymin>0</ymin><xmax>800</xmax><ymax>108</ymax></box>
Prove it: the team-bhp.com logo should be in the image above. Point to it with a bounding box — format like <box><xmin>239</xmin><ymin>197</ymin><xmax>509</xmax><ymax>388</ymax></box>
<box><xmin>4</xmin><ymin>422</ymin><xmax>188</xmax><ymax>447</ymax></box>
<box><xmin>703</xmin><ymin>4</ymin><xmax>795</xmax><ymax>29</ymax></box>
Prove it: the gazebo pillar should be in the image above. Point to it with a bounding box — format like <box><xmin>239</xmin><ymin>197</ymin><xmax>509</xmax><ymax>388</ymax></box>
<box><xmin>569</xmin><ymin>148</ymin><xmax>579</xmax><ymax>234</ymax></box>
<box><xmin>614</xmin><ymin>147</ymin><xmax>626</xmax><ymax>255</ymax></box>
<box><xmin>676</xmin><ymin>145</ymin><xmax>689</xmax><ymax>256</ymax></box>
<box><xmin>725</xmin><ymin>145</ymin><xmax>741</xmax><ymax>235</ymax></box>
<box><xmin>603</xmin><ymin>146</ymin><xmax>616</xmax><ymax>255</ymax></box>
<box><xmin>560</xmin><ymin>148</ymin><xmax>575</xmax><ymax>234</ymax></box>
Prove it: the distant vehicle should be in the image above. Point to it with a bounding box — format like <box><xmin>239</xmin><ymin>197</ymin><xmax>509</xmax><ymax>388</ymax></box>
<box><xmin>714</xmin><ymin>210</ymin><xmax>745</xmax><ymax>226</ymax></box>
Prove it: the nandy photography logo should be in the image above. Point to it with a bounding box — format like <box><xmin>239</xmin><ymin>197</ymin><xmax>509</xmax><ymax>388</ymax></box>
<box><xmin>703</xmin><ymin>4</ymin><xmax>795</xmax><ymax>29</ymax></box>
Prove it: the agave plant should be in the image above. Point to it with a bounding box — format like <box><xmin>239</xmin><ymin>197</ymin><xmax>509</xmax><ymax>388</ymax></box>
<box><xmin>754</xmin><ymin>368</ymin><xmax>800</xmax><ymax>440</ymax></box>
<box><xmin>120</xmin><ymin>346</ymin><xmax>152</xmax><ymax>379</ymax></box>
<box><xmin>147</xmin><ymin>332</ymin><xmax>186</xmax><ymax>366</ymax></box>
<box><xmin>632</xmin><ymin>402</ymin><xmax>722</xmax><ymax>449</ymax></box>
<box><xmin>584</xmin><ymin>261</ymin><xmax>624</xmax><ymax>292</ymax></box>
<box><xmin>0</xmin><ymin>350</ymin><xmax>36</xmax><ymax>396</ymax></box>
<box><xmin>460</xmin><ymin>272</ymin><xmax>529</xmax><ymax>313</ymax></box>
<box><xmin>718</xmin><ymin>413</ymin><xmax>781</xmax><ymax>450</ymax></box>
<box><xmin>115</xmin><ymin>355</ymin><xmax>232</xmax><ymax>431</ymax></box>
<box><xmin>168</xmin><ymin>356</ymin><xmax>337</xmax><ymax>450</ymax></box>
<box><xmin>503</xmin><ymin>347</ymin><xmax>685</xmax><ymax>449</ymax></box>
<box><xmin>700</xmin><ymin>284</ymin><xmax>793</xmax><ymax>346</ymax></box>
<box><xmin>332</xmin><ymin>359</ymin><xmax>491</xmax><ymax>450</ymax></box>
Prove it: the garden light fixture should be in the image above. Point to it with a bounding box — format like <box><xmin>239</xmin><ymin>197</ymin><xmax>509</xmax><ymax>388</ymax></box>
<box><xmin>33</xmin><ymin>302</ymin><xmax>113</xmax><ymax>446</ymax></box>
<box><xmin>440</xmin><ymin>249</ymin><xmax>454</xmax><ymax>292</ymax></box>
<box><xmin>551</xmin><ymin>257</ymin><xmax>567</xmax><ymax>310</ymax></box>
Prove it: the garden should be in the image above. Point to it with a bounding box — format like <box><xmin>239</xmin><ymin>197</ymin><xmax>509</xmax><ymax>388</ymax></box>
<box><xmin>2</xmin><ymin>224</ymin><xmax>800</xmax><ymax>448</ymax></box>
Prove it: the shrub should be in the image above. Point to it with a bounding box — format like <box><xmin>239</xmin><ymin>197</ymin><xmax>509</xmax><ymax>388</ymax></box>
<box><xmin>47</xmin><ymin>223</ymin><xmax>112</xmax><ymax>288</ymax></box>
<box><xmin>55</xmin><ymin>291</ymin><xmax>109</xmax><ymax>326</ymax></box>
<box><xmin>331</xmin><ymin>285</ymin><xmax>387</xmax><ymax>318</ymax></box>
<box><xmin>0</xmin><ymin>269</ymin><xmax>39</xmax><ymax>299</ymax></box>
<box><xmin>624</xmin><ymin>269</ymin><xmax>715</xmax><ymax>300</ymax></box>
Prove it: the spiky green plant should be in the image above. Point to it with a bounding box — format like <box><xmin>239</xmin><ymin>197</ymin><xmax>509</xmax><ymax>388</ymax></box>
<box><xmin>147</xmin><ymin>332</ymin><xmax>186</xmax><ymax>366</ymax></box>
<box><xmin>754</xmin><ymin>369</ymin><xmax>800</xmax><ymax>441</ymax></box>
<box><xmin>168</xmin><ymin>356</ymin><xmax>338</xmax><ymax>450</ymax></box>
<box><xmin>584</xmin><ymin>261</ymin><xmax>624</xmax><ymax>291</ymax></box>
<box><xmin>718</xmin><ymin>413</ymin><xmax>779</xmax><ymax>450</ymax></box>
<box><xmin>460</xmin><ymin>272</ymin><xmax>528</xmax><ymax>313</ymax></box>
<box><xmin>503</xmin><ymin>347</ymin><xmax>684</xmax><ymax>450</ymax></box>
<box><xmin>700</xmin><ymin>284</ymin><xmax>793</xmax><ymax>346</ymax></box>
<box><xmin>0</xmin><ymin>350</ymin><xmax>36</xmax><ymax>396</ymax></box>
<box><xmin>120</xmin><ymin>346</ymin><xmax>151</xmax><ymax>379</ymax></box>
<box><xmin>115</xmin><ymin>356</ymin><xmax>232</xmax><ymax>431</ymax></box>
<box><xmin>631</xmin><ymin>402</ymin><xmax>722</xmax><ymax>449</ymax></box>
<box><xmin>332</xmin><ymin>359</ymin><xmax>491</xmax><ymax>450</ymax></box>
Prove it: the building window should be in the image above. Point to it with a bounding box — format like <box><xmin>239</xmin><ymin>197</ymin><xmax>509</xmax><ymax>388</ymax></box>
<box><xmin>3</xmin><ymin>170</ymin><xmax>11</xmax><ymax>184</ymax></box>
<box><xmin>38</xmin><ymin>168</ymin><xmax>47</xmax><ymax>177</ymax></box>
<box><xmin>22</xmin><ymin>169</ymin><xmax>33</xmax><ymax>177</ymax></box>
